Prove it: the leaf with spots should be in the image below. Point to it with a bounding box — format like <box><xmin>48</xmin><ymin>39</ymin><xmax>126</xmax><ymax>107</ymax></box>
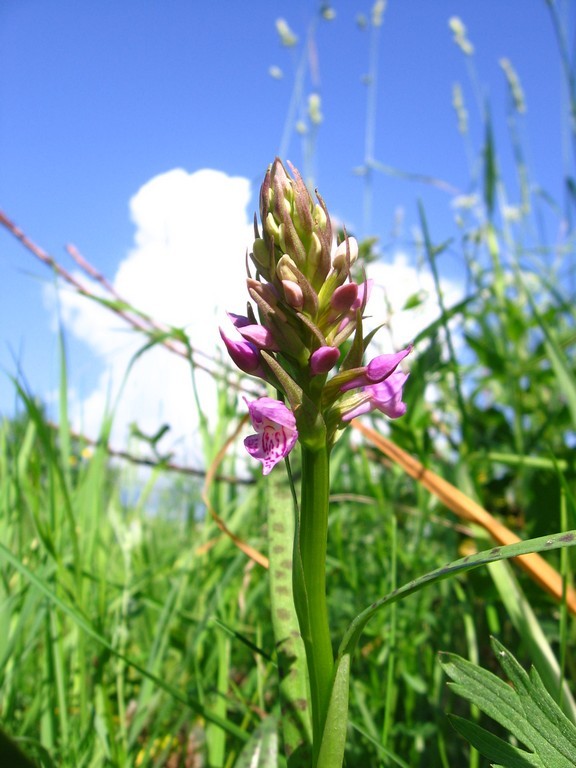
<box><xmin>267</xmin><ymin>470</ymin><xmax>313</xmax><ymax>766</ymax></box>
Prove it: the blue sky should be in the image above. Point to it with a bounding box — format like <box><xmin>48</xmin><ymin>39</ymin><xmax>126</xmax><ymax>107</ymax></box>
<box><xmin>0</xmin><ymin>0</ymin><xmax>573</xmax><ymax>454</ymax></box>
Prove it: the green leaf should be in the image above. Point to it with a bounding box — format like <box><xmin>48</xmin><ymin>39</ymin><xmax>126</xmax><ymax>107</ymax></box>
<box><xmin>0</xmin><ymin>540</ymin><xmax>248</xmax><ymax>744</ymax></box>
<box><xmin>267</xmin><ymin>472</ymin><xmax>313</xmax><ymax>766</ymax></box>
<box><xmin>440</xmin><ymin>638</ymin><xmax>576</xmax><ymax>767</ymax></box>
<box><xmin>402</xmin><ymin>291</ymin><xmax>426</xmax><ymax>310</ymax></box>
<box><xmin>447</xmin><ymin>715</ymin><xmax>539</xmax><ymax>767</ymax></box>
<box><xmin>521</xmin><ymin>278</ymin><xmax>576</xmax><ymax>430</ymax></box>
<box><xmin>316</xmin><ymin>653</ymin><xmax>350</xmax><ymax>768</ymax></box>
<box><xmin>483</xmin><ymin>111</ymin><xmax>497</xmax><ymax>216</ymax></box>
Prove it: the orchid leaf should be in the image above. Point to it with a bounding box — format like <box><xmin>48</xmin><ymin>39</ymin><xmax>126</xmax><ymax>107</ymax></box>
<box><xmin>316</xmin><ymin>654</ymin><xmax>350</xmax><ymax>768</ymax></box>
<box><xmin>267</xmin><ymin>473</ymin><xmax>313</xmax><ymax>766</ymax></box>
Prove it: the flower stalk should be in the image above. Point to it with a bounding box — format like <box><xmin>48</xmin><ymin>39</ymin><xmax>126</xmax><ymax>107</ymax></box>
<box><xmin>297</xmin><ymin>443</ymin><xmax>333</xmax><ymax>756</ymax></box>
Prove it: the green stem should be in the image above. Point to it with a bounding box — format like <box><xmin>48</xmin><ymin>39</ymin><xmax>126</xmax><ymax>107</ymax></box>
<box><xmin>297</xmin><ymin>443</ymin><xmax>334</xmax><ymax>762</ymax></box>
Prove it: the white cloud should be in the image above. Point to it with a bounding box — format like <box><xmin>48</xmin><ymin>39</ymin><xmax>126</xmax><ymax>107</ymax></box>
<box><xmin>50</xmin><ymin>168</ymin><xmax>254</xmax><ymax>463</ymax></box>
<box><xmin>365</xmin><ymin>252</ymin><xmax>463</xmax><ymax>352</ymax></box>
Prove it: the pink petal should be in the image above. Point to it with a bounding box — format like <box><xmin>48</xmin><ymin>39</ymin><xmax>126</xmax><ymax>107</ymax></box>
<box><xmin>237</xmin><ymin>324</ymin><xmax>279</xmax><ymax>350</ymax></box>
<box><xmin>367</xmin><ymin>372</ymin><xmax>409</xmax><ymax>418</ymax></box>
<box><xmin>282</xmin><ymin>280</ymin><xmax>304</xmax><ymax>310</ymax></box>
<box><xmin>341</xmin><ymin>401</ymin><xmax>372</xmax><ymax>422</ymax></box>
<box><xmin>245</xmin><ymin>396</ymin><xmax>297</xmax><ymax>430</ymax></box>
<box><xmin>365</xmin><ymin>346</ymin><xmax>412</xmax><ymax>383</ymax></box>
<box><xmin>219</xmin><ymin>328</ymin><xmax>263</xmax><ymax>374</ymax></box>
<box><xmin>350</xmin><ymin>279</ymin><xmax>373</xmax><ymax>311</ymax></box>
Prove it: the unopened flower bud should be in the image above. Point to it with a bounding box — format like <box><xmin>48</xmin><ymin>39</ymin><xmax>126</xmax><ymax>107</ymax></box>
<box><xmin>227</xmin><ymin>312</ymin><xmax>279</xmax><ymax>349</ymax></box>
<box><xmin>333</xmin><ymin>237</ymin><xmax>359</xmax><ymax>271</ymax></box>
<box><xmin>252</xmin><ymin>238</ymin><xmax>272</xmax><ymax>272</ymax></box>
<box><xmin>266</xmin><ymin>212</ymin><xmax>284</xmax><ymax>250</ymax></box>
<box><xmin>313</xmin><ymin>203</ymin><xmax>327</xmax><ymax>230</ymax></box>
<box><xmin>282</xmin><ymin>280</ymin><xmax>304</xmax><ymax>309</ymax></box>
<box><xmin>219</xmin><ymin>328</ymin><xmax>264</xmax><ymax>377</ymax></box>
<box><xmin>238</xmin><ymin>324</ymin><xmax>279</xmax><ymax>350</ymax></box>
<box><xmin>276</xmin><ymin>255</ymin><xmax>319</xmax><ymax>315</ymax></box>
<box><xmin>330</xmin><ymin>283</ymin><xmax>359</xmax><ymax>313</ymax></box>
<box><xmin>350</xmin><ymin>279</ymin><xmax>373</xmax><ymax>311</ymax></box>
<box><xmin>310</xmin><ymin>346</ymin><xmax>340</xmax><ymax>375</ymax></box>
<box><xmin>276</xmin><ymin>254</ymin><xmax>300</xmax><ymax>282</ymax></box>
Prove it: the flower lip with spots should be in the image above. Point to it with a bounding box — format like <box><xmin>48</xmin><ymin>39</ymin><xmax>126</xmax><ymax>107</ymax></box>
<box><xmin>243</xmin><ymin>397</ymin><xmax>298</xmax><ymax>475</ymax></box>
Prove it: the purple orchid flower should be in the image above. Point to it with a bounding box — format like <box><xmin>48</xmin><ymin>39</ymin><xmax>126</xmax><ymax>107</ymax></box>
<box><xmin>219</xmin><ymin>328</ymin><xmax>265</xmax><ymax>377</ymax></box>
<box><xmin>340</xmin><ymin>346</ymin><xmax>412</xmax><ymax>392</ymax></box>
<box><xmin>341</xmin><ymin>371</ymin><xmax>409</xmax><ymax>422</ymax></box>
<box><xmin>350</xmin><ymin>278</ymin><xmax>373</xmax><ymax>312</ymax></box>
<box><xmin>243</xmin><ymin>397</ymin><xmax>298</xmax><ymax>475</ymax></box>
<box><xmin>227</xmin><ymin>313</ymin><xmax>278</xmax><ymax>350</ymax></box>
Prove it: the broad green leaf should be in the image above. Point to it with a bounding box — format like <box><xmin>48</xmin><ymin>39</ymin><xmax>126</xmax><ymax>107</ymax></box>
<box><xmin>447</xmin><ymin>715</ymin><xmax>539</xmax><ymax>767</ymax></box>
<box><xmin>483</xmin><ymin>557</ymin><xmax>576</xmax><ymax>723</ymax></box>
<box><xmin>440</xmin><ymin>648</ymin><xmax>536</xmax><ymax>749</ymax></box>
<box><xmin>441</xmin><ymin>638</ymin><xmax>576</xmax><ymax>767</ymax></box>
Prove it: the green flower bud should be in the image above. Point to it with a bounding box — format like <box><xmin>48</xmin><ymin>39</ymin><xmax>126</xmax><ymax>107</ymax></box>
<box><xmin>286</xmin><ymin>160</ymin><xmax>314</xmax><ymax>238</ymax></box>
<box><xmin>251</xmin><ymin>237</ymin><xmax>272</xmax><ymax>274</ymax></box>
<box><xmin>313</xmin><ymin>202</ymin><xmax>327</xmax><ymax>229</ymax></box>
<box><xmin>263</xmin><ymin>159</ymin><xmax>333</xmax><ymax>284</ymax></box>
<box><xmin>332</xmin><ymin>236</ymin><xmax>359</xmax><ymax>271</ymax></box>
<box><xmin>276</xmin><ymin>254</ymin><xmax>299</xmax><ymax>282</ymax></box>
<box><xmin>265</xmin><ymin>212</ymin><xmax>283</xmax><ymax>248</ymax></box>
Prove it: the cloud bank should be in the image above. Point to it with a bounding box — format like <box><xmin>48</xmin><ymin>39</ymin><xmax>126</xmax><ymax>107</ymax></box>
<box><xmin>54</xmin><ymin>168</ymin><xmax>254</xmax><ymax>463</ymax></box>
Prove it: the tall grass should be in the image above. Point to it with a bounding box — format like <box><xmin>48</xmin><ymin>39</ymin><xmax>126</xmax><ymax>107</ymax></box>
<box><xmin>1</xmin><ymin>3</ymin><xmax>575</xmax><ymax>766</ymax></box>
